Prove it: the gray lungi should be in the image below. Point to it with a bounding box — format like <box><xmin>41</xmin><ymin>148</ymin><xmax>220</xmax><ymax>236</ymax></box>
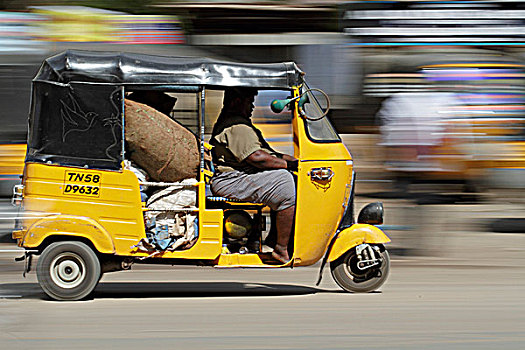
<box><xmin>210</xmin><ymin>169</ymin><xmax>295</xmax><ymax>211</ymax></box>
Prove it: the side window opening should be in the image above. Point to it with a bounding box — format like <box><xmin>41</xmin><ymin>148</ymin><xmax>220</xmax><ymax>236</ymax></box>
<box><xmin>123</xmin><ymin>89</ymin><xmax>201</xmax><ymax>184</ymax></box>
<box><xmin>123</xmin><ymin>88</ymin><xmax>202</xmax><ymax>253</ymax></box>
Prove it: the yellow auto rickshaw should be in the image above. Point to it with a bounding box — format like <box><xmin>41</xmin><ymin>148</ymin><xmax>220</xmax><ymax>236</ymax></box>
<box><xmin>12</xmin><ymin>50</ymin><xmax>390</xmax><ymax>300</ymax></box>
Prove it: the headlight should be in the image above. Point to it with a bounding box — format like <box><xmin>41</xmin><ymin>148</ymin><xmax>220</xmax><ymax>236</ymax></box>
<box><xmin>357</xmin><ymin>202</ymin><xmax>384</xmax><ymax>225</ymax></box>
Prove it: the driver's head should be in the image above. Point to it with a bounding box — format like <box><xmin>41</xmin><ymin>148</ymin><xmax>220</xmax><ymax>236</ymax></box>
<box><xmin>222</xmin><ymin>87</ymin><xmax>258</xmax><ymax>118</ymax></box>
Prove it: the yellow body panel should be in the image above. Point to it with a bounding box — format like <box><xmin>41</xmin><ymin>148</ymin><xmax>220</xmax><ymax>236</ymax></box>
<box><xmin>21</xmin><ymin>163</ymin><xmax>145</xmax><ymax>255</ymax></box>
<box><xmin>12</xmin><ymin>230</ymin><xmax>24</xmax><ymax>240</ymax></box>
<box><xmin>21</xmin><ymin>215</ymin><xmax>115</xmax><ymax>254</ymax></box>
<box><xmin>216</xmin><ymin>253</ymin><xmax>280</xmax><ymax>267</ymax></box>
<box><xmin>327</xmin><ymin>224</ymin><xmax>391</xmax><ymax>262</ymax></box>
<box><xmin>20</xmin><ymin>163</ymin><xmax>223</xmax><ymax>260</ymax></box>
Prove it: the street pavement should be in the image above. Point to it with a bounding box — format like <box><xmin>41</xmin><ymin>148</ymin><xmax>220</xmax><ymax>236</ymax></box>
<box><xmin>1</xmin><ymin>194</ymin><xmax>525</xmax><ymax>349</ymax></box>
<box><xmin>0</xmin><ymin>199</ymin><xmax>18</xmax><ymax>243</ymax></box>
<box><xmin>1</xmin><ymin>253</ymin><xmax>525</xmax><ymax>350</ymax></box>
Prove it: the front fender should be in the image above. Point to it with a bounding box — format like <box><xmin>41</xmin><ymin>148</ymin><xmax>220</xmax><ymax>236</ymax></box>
<box><xmin>327</xmin><ymin>224</ymin><xmax>390</xmax><ymax>262</ymax></box>
<box><xmin>21</xmin><ymin>215</ymin><xmax>115</xmax><ymax>254</ymax></box>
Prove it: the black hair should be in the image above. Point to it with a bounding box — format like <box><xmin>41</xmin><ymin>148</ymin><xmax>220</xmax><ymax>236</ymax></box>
<box><xmin>223</xmin><ymin>87</ymin><xmax>258</xmax><ymax>105</ymax></box>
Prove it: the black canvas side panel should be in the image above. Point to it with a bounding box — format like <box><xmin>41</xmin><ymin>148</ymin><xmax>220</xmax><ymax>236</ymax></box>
<box><xmin>27</xmin><ymin>82</ymin><xmax>122</xmax><ymax>170</ymax></box>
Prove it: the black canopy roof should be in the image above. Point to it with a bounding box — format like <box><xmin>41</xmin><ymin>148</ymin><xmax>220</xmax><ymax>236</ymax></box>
<box><xmin>34</xmin><ymin>50</ymin><xmax>304</xmax><ymax>89</ymax></box>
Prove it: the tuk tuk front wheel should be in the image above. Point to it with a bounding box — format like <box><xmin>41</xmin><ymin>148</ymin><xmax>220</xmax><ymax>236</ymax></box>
<box><xmin>330</xmin><ymin>247</ymin><xmax>390</xmax><ymax>293</ymax></box>
<box><xmin>36</xmin><ymin>241</ymin><xmax>101</xmax><ymax>301</ymax></box>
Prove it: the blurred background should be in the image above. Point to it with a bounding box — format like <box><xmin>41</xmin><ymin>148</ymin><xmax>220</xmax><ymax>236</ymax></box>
<box><xmin>1</xmin><ymin>0</ymin><xmax>524</xmax><ymax>257</ymax></box>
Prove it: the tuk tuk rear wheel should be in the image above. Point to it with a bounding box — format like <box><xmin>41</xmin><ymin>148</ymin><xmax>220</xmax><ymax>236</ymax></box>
<box><xmin>36</xmin><ymin>241</ymin><xmax>101</xmax><ymax>301</ymax></box>
<box><xmin>330</xmin><ymin>247</ymin><xmax>390</xmax><ymax>293</ymax></box>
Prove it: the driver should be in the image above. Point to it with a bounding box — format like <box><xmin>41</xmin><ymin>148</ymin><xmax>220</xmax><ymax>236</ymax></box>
<box><xmin>210</xmin><ymin>87</ymin><xmax>298</xmax><ymax>263</ymax></box>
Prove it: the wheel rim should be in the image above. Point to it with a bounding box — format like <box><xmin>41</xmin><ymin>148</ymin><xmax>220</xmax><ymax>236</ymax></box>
<box><xmin>49</xmin><ymin>252</ymin><xmax>86</xmax><ymax>289</ymax></box>
<box><xmin>342</xmin><ymin>251</ymin><xmax>377</xmax><ymax>283</ymax></box>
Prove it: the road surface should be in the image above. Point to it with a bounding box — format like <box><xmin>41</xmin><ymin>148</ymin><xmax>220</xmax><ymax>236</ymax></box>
<box><xmin>2</xmin><ymin>192</ymin><xmax>525</xmax><ymax>349</ymax></box>
<box><xmin>1</xmin><ymin>249</ymin><xmax>525</xmax><ymax>350</ymax></box>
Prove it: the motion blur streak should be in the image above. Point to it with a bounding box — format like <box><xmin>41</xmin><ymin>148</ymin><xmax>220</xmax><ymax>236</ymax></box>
<box><xmin>0</xmin><ymin>1</ymin><xmax>523</xmax><ymax>246</ymax></box>
<box><xmin>0</xmin><ymin>1</ymin><xmax>524</xmax><ymax>349</ymax></box>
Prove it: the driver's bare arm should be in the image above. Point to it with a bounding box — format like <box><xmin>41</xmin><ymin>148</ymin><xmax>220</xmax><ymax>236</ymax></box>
<box><xmin>246</xmin><ymin>150</ymin><xmax>298</xmax><ymax>171</ymax></box>
<box><xmin>246</xmin><ymin>150</ymin><xmax>287</xmax><ymax>169</ymax></box>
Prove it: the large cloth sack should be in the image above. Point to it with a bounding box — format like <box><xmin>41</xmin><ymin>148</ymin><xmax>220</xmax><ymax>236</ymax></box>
<box><xmin>125</xmin><ymin>99</ymin><xmax>199</xmax><ymax>182</ymax></box>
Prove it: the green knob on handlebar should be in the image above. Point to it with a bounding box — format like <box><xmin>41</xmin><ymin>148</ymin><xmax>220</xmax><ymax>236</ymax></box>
<box><xmin>270</xmin><ymin>94</ymin><xmax>308</xmax><ymax>114</ymax></box>
<box><xmin>270</xmin><ymin>98</ymin><xmax>293</xmax><ymax>113</ymax></box>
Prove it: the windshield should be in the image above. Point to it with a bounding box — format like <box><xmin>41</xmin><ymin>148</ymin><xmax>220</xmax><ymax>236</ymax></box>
<box><xmin>302</xmin><ymin>89</ymin><xmax>340</xmax><ymax>142</ymax></box>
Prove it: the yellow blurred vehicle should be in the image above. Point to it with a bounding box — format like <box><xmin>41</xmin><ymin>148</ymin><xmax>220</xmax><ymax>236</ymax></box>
<box><xmin>374</xmin><ymin>60</ymin><xmax>525</xmax><ymax>193</ymax></box>
<box><xmin>0</xmin><ymin>143</ymin><xmax>25</xmax><ymax>196</ymax></box>
<box><xmin>13</xmin><ymin>51</ymin><xmax>390</xmax><ymax>300</ymax></box>
<box><xmin>0</xmin><ymin>58</ymin><xmax>40</xmax><ymax>197</ymax></box>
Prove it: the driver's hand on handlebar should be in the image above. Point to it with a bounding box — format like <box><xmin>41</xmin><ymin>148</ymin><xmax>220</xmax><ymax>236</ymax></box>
<box><xmin>279</xmin><ymin>153</ymin><xmax>298</xmax><ymax>171</ymax></box>
<box><xmin>286</xmin><ymin>159</ymin><xmax>299</xmax><ymax>172</ymax></box>
<box><xmin>280</xmin><ymin>154</ymin><xmax>297</xmax><ymax>162</ymax></box>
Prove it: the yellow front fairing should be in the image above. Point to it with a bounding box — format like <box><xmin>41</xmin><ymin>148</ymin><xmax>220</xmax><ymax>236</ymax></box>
<box><xmin>290</xmin><ymin>89</ymin><xmax>354</xmax><ymax>266</ymax></box>
<box><xmin>327</xmin><ymin>224</ymin><xmax>391</xmax><ymax>262</ymax></box>
<box><xmin>293</xmin><ymin>159</ymin><xmax>352</xmax><ymax>266</ymax></box>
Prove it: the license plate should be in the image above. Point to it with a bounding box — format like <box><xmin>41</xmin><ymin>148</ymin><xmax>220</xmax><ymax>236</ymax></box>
<box><xmin>63</xmin><ymin>171</ymin><xmax>101</xmax><ymax>197</ymax></box>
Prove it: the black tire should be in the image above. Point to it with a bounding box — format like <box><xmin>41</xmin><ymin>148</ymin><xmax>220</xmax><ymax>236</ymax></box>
<box><xmin>36</xmin><ymin>241</ymin><xmax>101</xmax><ymax>301</ymax></box>
<box><xmin>330</xmin><ymin>247</ymin><xmax>390</xmax><ymax>293</ymax></box>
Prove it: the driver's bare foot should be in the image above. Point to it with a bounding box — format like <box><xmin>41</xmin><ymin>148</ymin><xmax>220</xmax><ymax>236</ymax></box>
<box><xmin>272</xmin><ymin>245</ymin><xmax>290</xmax><ymax>264</ymax></box>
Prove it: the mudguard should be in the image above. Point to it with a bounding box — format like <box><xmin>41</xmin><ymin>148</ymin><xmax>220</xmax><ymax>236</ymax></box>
<box><xmin>327</xmin><ymin>224</ymin><xmax>390</xmax><ymax>263</ymax></box>
<box><xmin>21</xmin><ymin>215</ymin><xmax>115</xmax><ymax>254</ymax></box>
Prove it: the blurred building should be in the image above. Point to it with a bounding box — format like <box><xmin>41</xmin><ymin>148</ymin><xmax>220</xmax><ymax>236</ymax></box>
<box><xmin>156</xmin><ymin>0</ymin><xmax>358</xmax><ymax>137</ymax></box>
<box><xmin>340</xmin><ymin>1</ymin><xmax>525</xmax><ymax>189</ymax></box>
<box><xmin>30</xmin><ymin>6</ymin><xmax>185</xmax><ymax>44</ymax></box>
<box><xmin>0</xmin><ymin>5</ymin><xmax>189</xmax><ymax>196</ymax></box>
<box><xmin>151</xmin><ymin>0</ymin><xmax>525</xmax><ymax>189</ymax></box>
<box><xmin>0</xmin><ymin>11</ymin><xmax>47</xmax><ymax>195</ymax></box>
<box><xmin>1</xmin><ymin>1</ymin><xmax>524</xmax><ymax>192</ymax></box>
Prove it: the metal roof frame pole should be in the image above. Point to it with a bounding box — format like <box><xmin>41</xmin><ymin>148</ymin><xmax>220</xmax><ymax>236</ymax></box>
<box><xmin>199</xmin><ymin>86</ymin><xmax>205</xmax><ymax>172</ymax></box>
<box><xmin>121</xmin><ymin>86</ymin><xmax>125</xmax><ymax>162</ymax></box>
